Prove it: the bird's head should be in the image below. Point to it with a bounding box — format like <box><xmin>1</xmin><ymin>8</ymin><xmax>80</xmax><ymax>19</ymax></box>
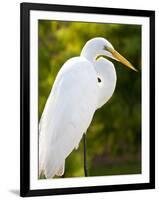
<box><xmin>81</xmin><ymin>37</ymin><xmax>138</xmax><ymax>72</ymax></box>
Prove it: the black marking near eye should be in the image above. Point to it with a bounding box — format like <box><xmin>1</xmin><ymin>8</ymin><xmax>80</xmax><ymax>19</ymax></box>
<box><xmin>97</xmin><ymin>77</ymin><xmax>102</xmax><ymax>83</ymax></box>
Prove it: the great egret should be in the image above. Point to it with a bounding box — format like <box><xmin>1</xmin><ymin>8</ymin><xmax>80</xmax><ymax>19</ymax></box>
<box><xmin>39</xmin><ymin>37</ymin><xmax>137</xmax><ymax>178</ymax></box>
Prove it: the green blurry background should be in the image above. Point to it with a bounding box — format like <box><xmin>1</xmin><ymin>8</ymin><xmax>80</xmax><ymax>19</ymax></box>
<box><xmin>38</xmin><ymin>20</ymin><xmax>141</xmax><ymax>178</ymax></box>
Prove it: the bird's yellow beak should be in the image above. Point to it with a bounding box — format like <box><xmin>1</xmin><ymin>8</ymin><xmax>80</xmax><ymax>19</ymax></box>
<box><xmin>107</xmin><ymin>47</ymin><xmax>138</xmax><ymax>72</ymax></box>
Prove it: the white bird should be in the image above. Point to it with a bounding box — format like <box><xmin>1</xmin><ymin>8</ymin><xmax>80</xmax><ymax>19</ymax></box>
<box><xmin>39</xmin><ymin>37</ymin><xmax>137</xmax><ymax>178</ymax></box>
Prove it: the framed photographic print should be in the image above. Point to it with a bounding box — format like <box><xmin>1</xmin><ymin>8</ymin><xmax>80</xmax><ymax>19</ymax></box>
<box><xmin>20</xmin><ymin>2</ymin><xmax>155</xmax><ymax>197</ymax></box>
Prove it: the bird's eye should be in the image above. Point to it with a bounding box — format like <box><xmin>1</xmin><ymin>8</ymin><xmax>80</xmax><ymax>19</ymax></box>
<box><xmin>97</xmin><ymin>77</ymin><xmax>102</xmax><ymax>83</ymax></box>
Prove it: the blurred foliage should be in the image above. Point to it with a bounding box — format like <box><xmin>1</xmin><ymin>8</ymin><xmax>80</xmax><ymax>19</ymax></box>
<box><xmin>38</xmin><ymin>20</ymin><xmax>141</xmax><ymax>178</ymax></box>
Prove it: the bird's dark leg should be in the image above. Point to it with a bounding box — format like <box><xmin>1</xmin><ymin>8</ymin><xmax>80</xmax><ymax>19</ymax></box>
<box><xmin>62</xmin><ymin>174</ymin><xmax>65</xmax><ymax>178</ymax></box>
<box><xmin>83</xmin><ymin>133</ymin><xmax>88</xmax><ymax>177</ymax></box>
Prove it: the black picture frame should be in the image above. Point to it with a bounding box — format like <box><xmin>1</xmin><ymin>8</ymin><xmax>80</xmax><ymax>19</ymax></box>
<box><xmin>20</xmin><ymin>2</ymin><xmax>155</xmax><ymax>197</ymax></box>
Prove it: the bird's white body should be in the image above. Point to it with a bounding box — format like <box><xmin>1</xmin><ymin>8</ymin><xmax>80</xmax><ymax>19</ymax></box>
<box><xmin>39</xmin><ymin>38</ymin><xmax>118</xmax><ymax>178</ymax></box>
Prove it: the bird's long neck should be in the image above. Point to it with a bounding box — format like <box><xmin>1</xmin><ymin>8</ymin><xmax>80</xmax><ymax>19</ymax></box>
<box><xmin>81</xmin><ymin>45</ymin><xmax>117</xmax><ymax>109</ymax></box>
<box><xmin>92</xmin><ymin>58</ymin><xmax>117</xmax><ymax>109</ymax></box>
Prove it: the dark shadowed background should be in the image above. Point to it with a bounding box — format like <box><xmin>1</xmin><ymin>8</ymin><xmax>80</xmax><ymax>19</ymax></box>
<box><xmin>38</xmin><ymin>20</ymin><xmax>141</xmax><ymax>178</ymax></box>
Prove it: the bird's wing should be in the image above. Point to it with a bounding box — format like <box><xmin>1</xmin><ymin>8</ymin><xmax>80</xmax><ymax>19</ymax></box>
<box><xmin>39</xmin><ymin>57</ymin><xmax>98</xmax><ymax>178</ymax></box>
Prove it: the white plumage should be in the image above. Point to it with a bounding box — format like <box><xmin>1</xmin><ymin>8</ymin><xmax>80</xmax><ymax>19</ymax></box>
<box><xmin>39</xmin><ymin>37</ymin><xmax>136</xmax><ymax>178</ymax></box>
